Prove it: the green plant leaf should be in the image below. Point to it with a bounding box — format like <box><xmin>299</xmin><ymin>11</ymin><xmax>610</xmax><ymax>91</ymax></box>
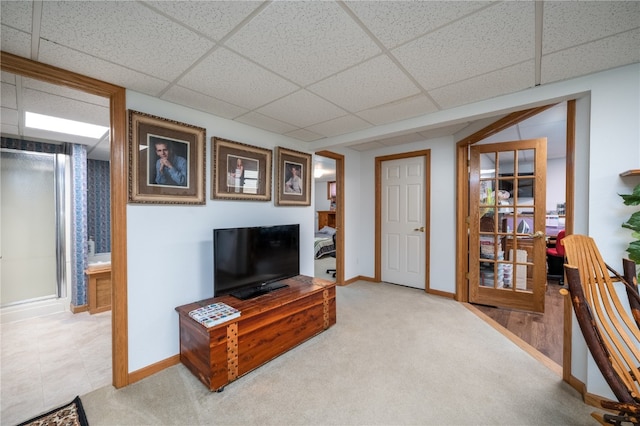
<box><xmin>619</xmin><ymin>184</ymin><xmax>640</xmax><ymax>206</ymax></box>
<box><xmin>622</xmin><ymin>211</ymin><xmax>640</xmax><ymax>232</ymax></box>
<box><xmin>626</xmin><ymin>240</ymin><xmax>640</xmax><ymax>264</ymax></box>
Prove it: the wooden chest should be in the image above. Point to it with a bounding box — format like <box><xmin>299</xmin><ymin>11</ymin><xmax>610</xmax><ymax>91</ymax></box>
<box><xmin>175</xmin><ymin>275</ymin><xmax>336</xmax><ymax>391</ymax></box>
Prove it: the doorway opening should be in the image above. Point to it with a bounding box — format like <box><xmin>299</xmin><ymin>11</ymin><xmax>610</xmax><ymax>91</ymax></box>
<box><xmin>375</xmin><ymin>150</ymin><xmax>431</xmax><ymax>292</ymax></box>
<box><xmin>456</xmin><ymin>100</ymin><xmax>575</xmax><ymax>369</ymax></box>
<box><xmin>1</xmin><ymin>52</ymin><xmax>129</xmax><ymax>391</ymax></box>
<box><xmin>314</xmin><ymin>150</ymin><xmax>344</xmax><ymax>285</ymax></box>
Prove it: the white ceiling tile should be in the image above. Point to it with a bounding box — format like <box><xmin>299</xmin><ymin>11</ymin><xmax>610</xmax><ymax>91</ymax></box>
<box><xmin>1</xmin><ymin>1</ymin><xmax>32</xmax><ymax>33</ymax></box>
<box><xmin>144</xmin><ymin>1</ymin><xmax>265</xmax><ymax>41</ymax></box>
<box><xmin>256</xmin><ymin>90</ymin><xmax>346</xmax><ymax>129</ymax></box>
<box><xmin>1</xmin><ymin>124</ymin><xmax>19</xmax><ymax>136</ymax></box>
<box><xmin>225</xmin><ymin>1</ymin><xmax>381</xmax><ymax>85</ymax></box>
<box><xmin>284</xmin><ymin>129</ymin><xmax>323</xmax><ymax>142</ymax></box>
<box><xmin>306</xmin><ymin>115</ymin><xmax>372</xmax><ymax>138</ymax></box>
<box><xmin>308</xmin><ymin>55</ymin><xmax>420</xmax><ymax>113</ymax></box>
<box><xmin>393</xmin><ymin>1</ymin><xmax>534</xmax><ymax>90</ymax></box>
<box><xmin>418</xmin><ymin>123</ymin><xmax>470</xmax><ymax>140</ymax></box>
<box><xmin>38</xmin><ymin>40</ymin><xmax>170</xmax><ymax>96</ymax></box>
<box><xmin>1</xmin><ymin>71</ymin><xmax>16</xmax><ymax>84</ymax></box>
<box><xmin>24</xmin><ymin>88</ymin><xmax>109</xmax><ymax>127</ymax></box>
<box><xmin>541</xmin><ymin>29</ymin><xmax>640</xmax><ymax>84</ymax></box>
<box><xmin>1</xmin><ymin>107</ymin><xmax>18</xmax><ymax>126</ymax></box>
<box><xmin>356</xmin><ymin>94</ymin><xmax>438</xmax><ymax>126</ymax></box>
<box><xmin>1</xmin><ymin>25</ymin><xmax>32</xmax><ymax>57</ymax></box>
<box><xmin>348</xmin><ymin>140</ymin><xmax>386</xmax><ymax>151</ymax></box>
<box><xmin>23</xmin><ymin>77</ymin><xmax>109</xmax><ymax>108</ymax></box>
<box><xmin>1</xmin><ymin>82</ymin><xmax>17</xmax><ymax>108</ymax></box>
<box><xmin>234</xmin><ymin>112</ymin><xmax>298</xmax><ymax>135</ymax></box>
<box><xmin>542</xmin><ymin>2</ymin><xmax>640</xmax><ymax>54</ymax></box>
<box><xmin>39</xmin><ymin>2</ymin><xmax>214</xmax><ymax>81</ymax></box>
<box><xmin>162</xmin><ymin>85</ymin><xmax>248</xmax><ymax>120</ymax></box>
<box><xmin>346</xmin><ymin>1</ymin><xmax>491</xmax><ymax>49</ymax></box>
<box><xmin>429</xmin><ymin>61</ymin><xmax>535</xmax><ymax>110</ymax></box>
<box><xmin>177</xmin><ymin>47</ymin><xmax>298</xmax><ymax>110</ymax></box>
<box><xmin>378</xmin><ymin>133</ymin><xmax>426</xmax><ymax>147</ymax></box>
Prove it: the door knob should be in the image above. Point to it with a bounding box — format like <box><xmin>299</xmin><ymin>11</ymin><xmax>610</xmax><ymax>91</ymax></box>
<box><xmin>413</xmin><ymin>227</ymin><xmax>425</xmax><ymax>232</ymax></box>
<box><xmin>531</xmin><ymin>231</ymin><xmax>545</xmax><ymax>239</ymax></box>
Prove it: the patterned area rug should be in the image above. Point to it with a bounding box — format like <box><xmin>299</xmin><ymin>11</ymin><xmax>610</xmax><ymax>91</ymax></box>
<box><xmin>18</xmin><ymin>396</ymin><xmax>88</xmax><ymax>426</ymax></box>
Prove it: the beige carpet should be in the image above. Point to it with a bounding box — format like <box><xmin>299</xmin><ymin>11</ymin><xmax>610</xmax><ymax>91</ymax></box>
<box><xmin>82</xmin><ymin>281</ymin><xmax>600</xmax><ymax>425</ymax></box>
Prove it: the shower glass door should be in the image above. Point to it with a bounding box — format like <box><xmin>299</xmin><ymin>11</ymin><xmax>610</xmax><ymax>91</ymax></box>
<box><xmin>1</xmin><ymin>149</ymin><xmax>60</xmax><ymax>306</ymax></box>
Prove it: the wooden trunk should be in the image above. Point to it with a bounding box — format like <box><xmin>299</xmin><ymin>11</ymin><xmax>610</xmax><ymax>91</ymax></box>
<box><xmin>175</xmin><ymin>275</ymin><xmax>336</xmax><ymax>391</ymax></box>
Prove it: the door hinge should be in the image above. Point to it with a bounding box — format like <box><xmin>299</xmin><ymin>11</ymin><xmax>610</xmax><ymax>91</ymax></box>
<box><xmin>465</xmin><ymin>273</ymin><xmax>470</xmax><ymax>280</ymax></box>
<box><xmin>466</xmin><ymin>216</ymin><xmax>470</xmax><ymax>224</ymax></box>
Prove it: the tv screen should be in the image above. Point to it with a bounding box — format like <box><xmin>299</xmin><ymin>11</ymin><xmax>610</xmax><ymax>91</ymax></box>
<box><xmin>213</xmin><ymin>224</ymin><xmax>300</xmax><ymax>299</ymax></box>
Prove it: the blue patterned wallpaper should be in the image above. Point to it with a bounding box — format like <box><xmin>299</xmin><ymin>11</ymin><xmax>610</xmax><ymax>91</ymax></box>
<box><xmin>87</xmin><ymin>159</ymin><xmax>111</xmax><ymax>254</ymax></box>
<box><xmin>70</xmin><ymin>143</ymin><xmax>88</xmax><ymax>306</ymax></box>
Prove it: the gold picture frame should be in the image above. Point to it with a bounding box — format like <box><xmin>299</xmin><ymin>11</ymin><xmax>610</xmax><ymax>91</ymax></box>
<box><xmin>275</xmin><ymin>146</ymin><xmax>311</xmax><ymax>206</ymax></box>
<box><xmin>212</xmin><ymin>137</ymin><xmax>272</xmax><ymax>201</ymax></box>
<box><xmin>128</xmin><ymin>110</ymin><xmax>205</xmax><ymax>205</ymax></box>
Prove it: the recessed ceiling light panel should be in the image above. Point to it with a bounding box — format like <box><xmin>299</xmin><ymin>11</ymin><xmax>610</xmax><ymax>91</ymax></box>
<box><xmin>25</xmin><ymin>111</ymin><xmax>108</xmax><ymax>139</ymax></box>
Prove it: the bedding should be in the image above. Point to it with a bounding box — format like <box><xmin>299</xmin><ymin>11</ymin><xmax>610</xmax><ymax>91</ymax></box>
<box><xmin>314</xmin><ymin>227</ymin><xmax>336</xmax><ymax>259</ymax></box>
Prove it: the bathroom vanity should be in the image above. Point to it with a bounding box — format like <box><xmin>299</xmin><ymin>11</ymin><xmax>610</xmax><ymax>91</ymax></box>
<box><xmin>85</xmin><ymin>262</ymin><xmax>111</xmax><ymax>314</ymax></box>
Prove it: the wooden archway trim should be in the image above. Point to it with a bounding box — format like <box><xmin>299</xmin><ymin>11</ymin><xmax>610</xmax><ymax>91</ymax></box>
<box><xmin>1</xmin><ymin>51</ymin><xmax>129</xmax><ymax>388</ymax></box>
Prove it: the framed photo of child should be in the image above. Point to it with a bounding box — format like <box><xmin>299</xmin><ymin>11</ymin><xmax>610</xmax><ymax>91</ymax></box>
<box><xmin>275</xmin><ymin>147</ymin><xmax>311</xmax><ymax>206</ymax></box>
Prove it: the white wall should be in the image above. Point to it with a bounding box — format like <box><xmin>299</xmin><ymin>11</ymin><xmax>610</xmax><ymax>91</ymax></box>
<box><xmin>357</xmin><ymin>137</ymin><xmax>456</xmax><ymax>293</ymax></box>
<box><xmin>314</xmin><ymin>180</ymin><xmax>331</xmax><ymax>212</ymax></box>
<box><xmin>546</xmin><ymin>157</ymin><xmax>566</xmax><ymax>212</ymax></box>
<box><xmin>345</xmin><ymin>63</ymin><xmax>639</xmax><ymax>399</ymax></box>
<box><xmin>126</xmin><ymin>92</ymin><xmax>316</xmax><ymax>371</ymax></box>
<box><xmin>125</xmin><ymin>64</ymin><xmax>640</xmax><ymax>399</ymax></box>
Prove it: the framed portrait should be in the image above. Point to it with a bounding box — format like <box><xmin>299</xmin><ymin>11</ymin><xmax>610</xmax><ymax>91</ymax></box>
<box><xmin>212</xmin><ymin>137</ymin><xmax>272</xmax><ymax>201</ymax></box>
<box><xmin>275</xmin><ymin>147</ymin><xmax>311</xmax><ymax>206</ymax></box>
<box><xmin>128</xmin><ymin>110</ymin><xmax>206</xmax><ymax>205</ymax></box>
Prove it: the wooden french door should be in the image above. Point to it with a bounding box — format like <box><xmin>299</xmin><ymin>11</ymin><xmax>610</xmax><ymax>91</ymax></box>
<box><xmin>469</xmin><ymin>139</ymin><xmax>547</xmax><ymax>313</ymax></box>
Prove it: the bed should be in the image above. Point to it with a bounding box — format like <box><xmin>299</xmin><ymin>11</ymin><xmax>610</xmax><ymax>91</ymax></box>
<box><xmin>314</xmin><ymin>226</ymin><xmax>336</xmax><ymax>259</ymax></box>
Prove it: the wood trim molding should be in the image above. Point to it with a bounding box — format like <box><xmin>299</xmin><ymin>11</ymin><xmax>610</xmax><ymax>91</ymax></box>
<box><xmin>128</xmin><ymin>355</ymin><xmax>181</xmax><ymax>385</ymax></box>
<box><xmin>375</xmin><ymin>150</ymin><xmax>431</xmax><ymax>291</ymax></box>
<box><xmin>1</xmin><ymin>51</ymin><xmax>129</xmax><ymax>389</ymax></box>
<box><xmin>70</xmin><ymin>304</ymin><xmax>89</xmax><ymax>314</ymax></box>
<box><xmin>427</xmin><ymin>289</ymin><xmax>455</xmax><ymax>299</ymax></box>
<box><xmin>315</xmin><ymin>150</ymin><xmax>345</xmax><ymax>285</ymax></box>
<box><xmin>344</xmin><ymin>276</ymin><xmax>377</xmax><ymax>285</ymax></box>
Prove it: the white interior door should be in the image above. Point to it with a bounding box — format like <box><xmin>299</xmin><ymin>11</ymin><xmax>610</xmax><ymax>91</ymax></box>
<box><xmin>381</xmin><ymin>156</ymin><xmax>426</xmax><ymax>289</ymax></box>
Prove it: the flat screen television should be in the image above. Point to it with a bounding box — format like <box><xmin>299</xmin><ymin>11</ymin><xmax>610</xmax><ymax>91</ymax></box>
<box><xmin>213</xmin><ymin>224</ymin><xmax>299</xmax><ymax>300</ymax></box>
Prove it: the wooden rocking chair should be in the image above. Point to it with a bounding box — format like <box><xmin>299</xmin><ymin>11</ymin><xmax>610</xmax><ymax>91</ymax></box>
<box><xmin>562</xmin><ymin>234</ymin><xmax>640</xmax><ymax>425</ymax></box>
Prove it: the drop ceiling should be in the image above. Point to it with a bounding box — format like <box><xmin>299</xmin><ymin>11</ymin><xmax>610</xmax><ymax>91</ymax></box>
<box><xmin>1</xmin><ymin>1</ymin><xmax>638</xmax><ymax>163</ymax></box>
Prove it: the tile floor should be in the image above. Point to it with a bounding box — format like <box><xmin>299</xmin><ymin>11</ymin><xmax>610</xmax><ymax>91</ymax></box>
<box><xmin>1</xmin><ymin>310</ymin><xmax>111</xmax><ymax>425</ymax></box>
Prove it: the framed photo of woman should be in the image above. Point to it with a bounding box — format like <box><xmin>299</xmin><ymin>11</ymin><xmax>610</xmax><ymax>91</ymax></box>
<box><xmin>212</xmin><ymin>137</ymin><xmax>272</xmax><ymax>201</ymax></box>
<box><xmin>275</xmin><ymin>147</ymin><xmax>311</xmax><ymax>206</ymax></box>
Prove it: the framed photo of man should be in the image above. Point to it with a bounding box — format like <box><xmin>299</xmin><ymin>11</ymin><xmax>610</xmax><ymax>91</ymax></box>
<box><xmin>212</xmin><ymin>137</ymin><xmax>272</xmax><ymax>201</ymax></box>
<box><xmin>275</xmin><ymin>147</ymin><xmax>311</xmax><ymax>206</ymax></box>
<box><xmin>128</xmin><ymin>110</ymin><xmax>205</xmax><ymax>205</ymax></box>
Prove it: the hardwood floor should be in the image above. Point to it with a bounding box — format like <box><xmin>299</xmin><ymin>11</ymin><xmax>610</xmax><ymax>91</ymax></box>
<box><xmin>471</xmin><ymin>278</ymin><xmax>565</xmax><ymax>366</ymax></box>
